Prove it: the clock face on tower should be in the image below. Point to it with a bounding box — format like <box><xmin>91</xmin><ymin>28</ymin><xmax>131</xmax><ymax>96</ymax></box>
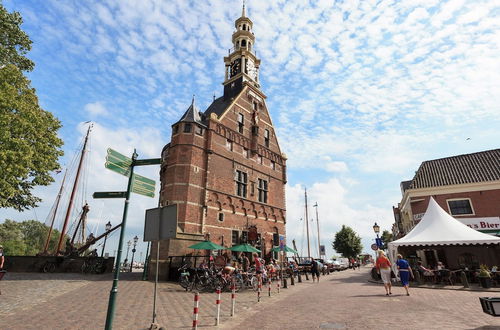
<box><xmin>246</xmin><ymin>59</ymin><xmax>258</xmax><ymax>80</ymax></box>
<box><xmin>230</xmin><ymin>59</ymin><xmax>241</xmax><ymax>77</ymax></box>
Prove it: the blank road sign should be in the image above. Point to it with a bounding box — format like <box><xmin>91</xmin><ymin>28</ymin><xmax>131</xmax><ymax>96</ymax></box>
<box><xmin>144</xmin><ymin>205</ymin><xmax>178</xmax><ymax>241</ymax></box>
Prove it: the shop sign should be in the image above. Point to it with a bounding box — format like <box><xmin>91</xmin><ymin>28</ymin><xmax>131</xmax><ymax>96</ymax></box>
<box><xmin>456</xmin><ymin>217</ymin><xmax>500</xmax><ymax>231</ymax></box>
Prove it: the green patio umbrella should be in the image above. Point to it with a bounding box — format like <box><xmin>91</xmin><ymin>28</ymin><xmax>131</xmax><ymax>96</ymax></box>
<box><xmin>271</xmin><ymin>245</ymin><xmax>298</xmax><ymax>254</ymax></box>
<box><xmin>188</xmin><ymin>240</ymin><xmax>225</xmax><ymax>250</ymax></box>
<box><xmin>229</xmin><ymin>243</ymin><xmax>261</xmax><ymax>253</ymax></box>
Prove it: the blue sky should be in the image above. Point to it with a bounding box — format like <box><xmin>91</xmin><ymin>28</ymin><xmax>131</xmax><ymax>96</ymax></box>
<box><xmin>1</xmin><ymin>0</ymin><xmax>499</xmax><ymax>259</ymax></box>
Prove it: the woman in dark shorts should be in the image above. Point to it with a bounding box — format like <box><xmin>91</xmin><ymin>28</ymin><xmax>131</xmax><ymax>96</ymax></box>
<box><xmin>311</xmin><ymin>259</ymin><xmax>320</xmax><ymax>282</ymax></box>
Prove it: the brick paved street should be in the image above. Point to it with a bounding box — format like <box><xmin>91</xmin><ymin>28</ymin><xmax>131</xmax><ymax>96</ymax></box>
<box><xmin>1</xmin><ymin>267</ymin><xmax>500</xmax><ymax>329</ymax></box>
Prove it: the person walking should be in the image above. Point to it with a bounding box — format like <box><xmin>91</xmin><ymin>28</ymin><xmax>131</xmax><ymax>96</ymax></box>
<box><xmin>0</xmin><ymin>245</ymin><xmax>5</xmax><ymax>295</ymax></box>
<box><xmin>396</xmin><ymin>254</ymin><xmax>413</xmax><ymax>296</ymax></box>
<box><xmin>253</xmin><ymin>252</ymin><xmax>263</xmax><ymax>287</ymax></box>
<box><xmin>376</xmin><ymin>250</ymin><xmax>392</xmax><ymax>296</ymax></box>
<box><xmin>311</xmin><ymin>258</ymin><xmax>320</xmax><ymax>283</ymax></box>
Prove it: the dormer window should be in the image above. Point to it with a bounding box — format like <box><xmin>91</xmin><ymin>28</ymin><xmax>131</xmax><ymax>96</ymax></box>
<box><xmin>183</xmin><ymin>123</ymin><xmax>192</xmax><ymax>133</ymax></box>
<box><xmin>238</xmin><ymin>113</ymin><xmax>244</xmax><ymax>133</ymax></box>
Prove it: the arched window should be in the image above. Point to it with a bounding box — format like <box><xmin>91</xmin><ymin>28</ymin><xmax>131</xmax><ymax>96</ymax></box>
<box><xmin>243</xmin><ymin>24</ymin><xmax>246</xmax><ymax>30</ymax></box>
<box><xmin>241</xmin><ymin>39</ymin><xmax>247</xmax><ymax>48</ymax></box>
<box><xmin>236</xmin><ymin>40</ymin><xmax>240</xmax><ymax>49</ymax></box>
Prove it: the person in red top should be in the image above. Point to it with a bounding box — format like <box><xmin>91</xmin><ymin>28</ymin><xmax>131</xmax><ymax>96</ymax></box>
<box><xmin>253</xmin><ymin>252</ymin><xmax>263</xmax><ymax>287</ymax></box>
<box><xmin>376</xmin><ymin>250</ymin><xmax>393</xmax><ymax>296</ymax></box>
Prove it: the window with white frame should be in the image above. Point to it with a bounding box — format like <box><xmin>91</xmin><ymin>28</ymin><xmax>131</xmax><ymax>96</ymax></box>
<box><xmin>447</xmin><ymin>199</ymin><xmax>474</xmax><ymax>215</ymax></box>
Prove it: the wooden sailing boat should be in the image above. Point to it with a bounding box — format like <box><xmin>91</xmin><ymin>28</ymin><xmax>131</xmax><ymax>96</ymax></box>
<box><xmin>41</xmin><ymin>124</ymin><xmax>93</xmax><ymax>255</ymax></box>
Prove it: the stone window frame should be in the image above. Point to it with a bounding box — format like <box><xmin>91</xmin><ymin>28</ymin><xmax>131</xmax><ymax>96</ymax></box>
<box><xmin>264</xmin><ymin>129</ymin><xmax>270</xmax><ymax>147</ymax></box>
<box><xmin>235</xmin><ymin>170</ymin><xmax>248</xmax><ymax>198</ymax></box>
<box><xmin>237</xmin><ymin>113</ymin><xmax>244</xmax><ymax>134</ymax></box>
<box><xmin>257</xmin><ymin>178</ymin><xmax>268</xmax><ymax>203</ymax></box>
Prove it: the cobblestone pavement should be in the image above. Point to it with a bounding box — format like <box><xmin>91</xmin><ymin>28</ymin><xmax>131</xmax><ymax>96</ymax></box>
<box><xmin>1</xmin><ymin>268</ymin><xmax>500</xmax><ymax>329</ymax></box>
<box><xmin>221</xmin><ymin>267</ymin><xmax>500</xmax><ymax>330</ymax></box>
<box><xmin>0</xmin><ymin>270</ymin><xmax>299</xmax><ymax>329</ymax></box>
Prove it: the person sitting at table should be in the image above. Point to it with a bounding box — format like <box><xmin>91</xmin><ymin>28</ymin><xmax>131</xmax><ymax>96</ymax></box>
<box><xmin>417</xmin><ymin>261</ymin><xmax>435</xmax><ymax>282</ymax></box>
<box><xmin>435</xmin><ymin>261</ymin><xmax>446</xmax><ymax>282</ymax></box>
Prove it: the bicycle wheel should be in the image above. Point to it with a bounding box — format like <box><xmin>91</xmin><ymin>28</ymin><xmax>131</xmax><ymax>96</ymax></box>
<box><xmin>251</xmin><ymin>276</ymin><xmax>259</xmax><ymax>291</ymax></box>
<box><xmin>233</xmin><ymin>276</ymin><xmax>244</xmax><ymax>292</ymax></box>
<box><xmin>179</xmin><ymin>275</ymin><xmax>191</xmax><ymax>290</ymax></box>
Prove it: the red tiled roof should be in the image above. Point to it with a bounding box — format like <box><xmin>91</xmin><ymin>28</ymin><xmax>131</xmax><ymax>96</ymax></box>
<box><xmin>409</xmin><ymin>149</ymin><xmax>500</xmax><ymax>189</ymax></box>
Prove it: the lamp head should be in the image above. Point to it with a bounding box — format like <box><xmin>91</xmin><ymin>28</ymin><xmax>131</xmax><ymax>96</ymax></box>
<box><xmin>373</xmin><ymin>222</ymin><xmax>380</xmax><ymax>234</ymax></box>
<box><xmin>105</xmin><ymin>221</ymin><xmax>112</xmax><ymax>231</ymax></box>
<box><xmin>133</xmin><ymin>235</ymin><xmax>139</xmax><ymax>244</ymax></box>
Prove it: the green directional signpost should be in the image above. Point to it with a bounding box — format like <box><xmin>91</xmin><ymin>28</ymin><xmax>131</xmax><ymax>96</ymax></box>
<box><xmin>132</xmin><ymin>174</ymin><xmax>156</xmax><ymax>198</ymax></box>
<box><xmin>95</xmin><ymin>148</ymin><xmax>160</xmax><ymax>330</ymax></box>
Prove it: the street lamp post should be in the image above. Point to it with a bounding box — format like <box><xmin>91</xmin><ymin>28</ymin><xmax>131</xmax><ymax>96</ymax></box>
<box><xmin>101</xmin><ymin>221</ymin><xmax>112</xmax><ymax>257</ymax></box>
<box><xmin>373</xmin><ymin>222</ymin><xmax>380</xmax><ymax>263</ymax></box>
<box><xmin>373</xmin><ymin>222</ymin><xmax>380</xmax><ymax>238</ymax></box>
<box><xmin>130</xmin><ymin>235</ymin><xmax>138</xmax><ymax>272</ymax></box>
<box><xmin>124</xmin><ymin>240</ymin><xmax>132</xmax><ymax>270</ymax></box>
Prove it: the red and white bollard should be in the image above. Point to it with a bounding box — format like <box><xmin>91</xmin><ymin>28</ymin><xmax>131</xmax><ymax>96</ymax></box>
<box><xmin>257</xmin><ymin>278</ymin><xmax>262</xmax><ymax>302</ymax></box>
<box><xmin>268</xmin><ymin>278</ymin><xmax>272</xmax><ymax>297</ymax></box>
<box><xmin>192</xmin><ymin>291</ymin><xmax>200</xmax><ymax>330</ymax></box>
<box><xmin>230</xmin><ymin>284</ymin><xmax>236</xmax><ymax>317</ymax></box>
<box><xmin>215</xmin><ymin>289</ymin><xmax>222</xmax><ymax>326</ymax></box>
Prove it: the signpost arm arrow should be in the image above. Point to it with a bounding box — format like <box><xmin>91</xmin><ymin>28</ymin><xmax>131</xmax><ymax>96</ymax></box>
<box><xmin>105</xmin><ymin>149</ymin><xmax>138</xmax><ymax>330</ymax></box>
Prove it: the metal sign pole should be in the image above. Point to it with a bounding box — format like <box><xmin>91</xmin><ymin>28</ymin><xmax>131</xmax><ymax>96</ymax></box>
<box><xmin>151</xmin><ymin>241</ymin><xmax>160</xmax><ymax>326</ymax></box>
<box><xmin>105</xmin><ymin>150</ymin><xmax>137</xmax><ymax>330</ymax></box>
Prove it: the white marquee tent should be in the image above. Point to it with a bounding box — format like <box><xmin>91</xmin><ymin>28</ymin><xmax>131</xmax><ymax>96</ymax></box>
<box><xmin>388</xmin><ymin>197</ymin><xmax>500</xmax><ymax>260</ymax></box>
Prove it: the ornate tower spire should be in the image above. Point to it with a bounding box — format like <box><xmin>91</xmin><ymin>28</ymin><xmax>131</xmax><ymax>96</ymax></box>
<box><xmin>223</xmin><ymin>3</ymin><xmax>261</xmax><ymax>96</ymax></box>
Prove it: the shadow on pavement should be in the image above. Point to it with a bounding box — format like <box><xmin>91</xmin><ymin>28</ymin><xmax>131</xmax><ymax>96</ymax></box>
<box><xmin>3</xmin><ymin>271</ymin><xmax>145</xmax><ymax>282</ymax></box>
<box><xmin>328</xmin><ymin>269</ymin><xmax>377</xmax><ymax>286</ymax></box>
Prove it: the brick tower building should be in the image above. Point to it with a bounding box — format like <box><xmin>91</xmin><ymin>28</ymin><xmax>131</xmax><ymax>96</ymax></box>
<box><xmin>153</xmin><ymin>5</ymin><xmax>287</xmax><ymax>276</ymax></box>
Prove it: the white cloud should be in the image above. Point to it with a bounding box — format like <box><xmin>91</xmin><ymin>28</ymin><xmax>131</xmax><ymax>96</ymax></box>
<box><xmin>84</xmin><ymin>102</ymin><xmax>109</xmax><ymax>117</ymax></box>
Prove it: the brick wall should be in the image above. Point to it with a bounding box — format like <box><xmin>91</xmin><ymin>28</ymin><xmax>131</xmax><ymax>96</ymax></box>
<box><xmin>410</xmin><ymin>189</ymin><xmax>500</xmax><ymax>219</ymax></box>
<box><xmin>154</xmin><ymin>84</ymin><xmax>286</xmax><ymax>280</ymax></box>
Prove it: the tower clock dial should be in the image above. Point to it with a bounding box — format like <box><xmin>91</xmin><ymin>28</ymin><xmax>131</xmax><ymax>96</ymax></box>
<box><xmin>246</xmin><ymin>59</ymin><xmax>258</xmax><ymax>80</ymax></box>
<box><xmin>230</xmin><ymin>59</ymin><xmax>241</xmax><ymax>77</ymax></box>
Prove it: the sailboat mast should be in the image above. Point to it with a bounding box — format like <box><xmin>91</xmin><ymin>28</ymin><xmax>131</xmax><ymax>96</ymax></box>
<box><xmin>56</xmin><ymin>125</ymin><xmax>91</xmax><ymax>254</ymax></box>
<box><xmin>43</xmin><ymin>170</ymin><xmax>67</xmax><ymax>254</ymax></box>
<box><xmin>314</xmin><ymin>202</ymin><xmax>320</xmax><ymax>258</ymax></box>
<box><xmin>305</xmin><ymin>188</ymin><xmax>311</xmax><ymax>258</ymax></box>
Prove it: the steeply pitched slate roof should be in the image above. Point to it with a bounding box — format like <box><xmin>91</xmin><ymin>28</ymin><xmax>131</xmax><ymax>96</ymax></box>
<box><xmin>202</xmin><ymin>96</ymin><xmax>233</xmax><ymax>124</ymax></box>
<box><xmin>178</xmin><ymin>98</ymin><xmax>202</xmax><ymax>124</ymax></box>
<box><xmin>409</xmin><ymin>148</ymin><xmax>500</xmax><ymax>189</ymax></box>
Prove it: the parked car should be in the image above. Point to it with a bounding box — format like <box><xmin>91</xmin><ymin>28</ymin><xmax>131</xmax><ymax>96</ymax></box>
<box><xmin>329</xmin><ymin>260</ymin><xmax>343</xmax><ymax>271</ymax></box>
<box><xmin>337</xmin><ymin>258</ymin><xmax>350</xmax><ymax>270</ymax></box>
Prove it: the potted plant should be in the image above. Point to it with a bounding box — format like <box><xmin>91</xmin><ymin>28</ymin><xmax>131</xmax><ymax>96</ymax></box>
<box><xmin>478</xmin><ymin>264</ymin><xmax>492</xmax><ymax>288</ymax></box>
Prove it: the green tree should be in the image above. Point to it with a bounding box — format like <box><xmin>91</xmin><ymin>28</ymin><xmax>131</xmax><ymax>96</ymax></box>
<box><xmin>380</xmin><ymin>230</ymin><xmax>393</xmax><ymax>250</ymax></box>
<box><xmin>0</xmin><ymin>219</ymin><xmax>66</xmax><ymax>255</ymax></box>
<box><xmin>0</xmin><ymin>4</ymin><xmax>63</xmax><ymax>211</ymax></box>
<box><xmin>0</xmin><ymin>219</ymin><xmax>26</xmax><ymax>255</ymax></box>
<box><xmin>332</xmin><ymin>225</ymin><xmax>363</xmax><ymax>259</ymax></box>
